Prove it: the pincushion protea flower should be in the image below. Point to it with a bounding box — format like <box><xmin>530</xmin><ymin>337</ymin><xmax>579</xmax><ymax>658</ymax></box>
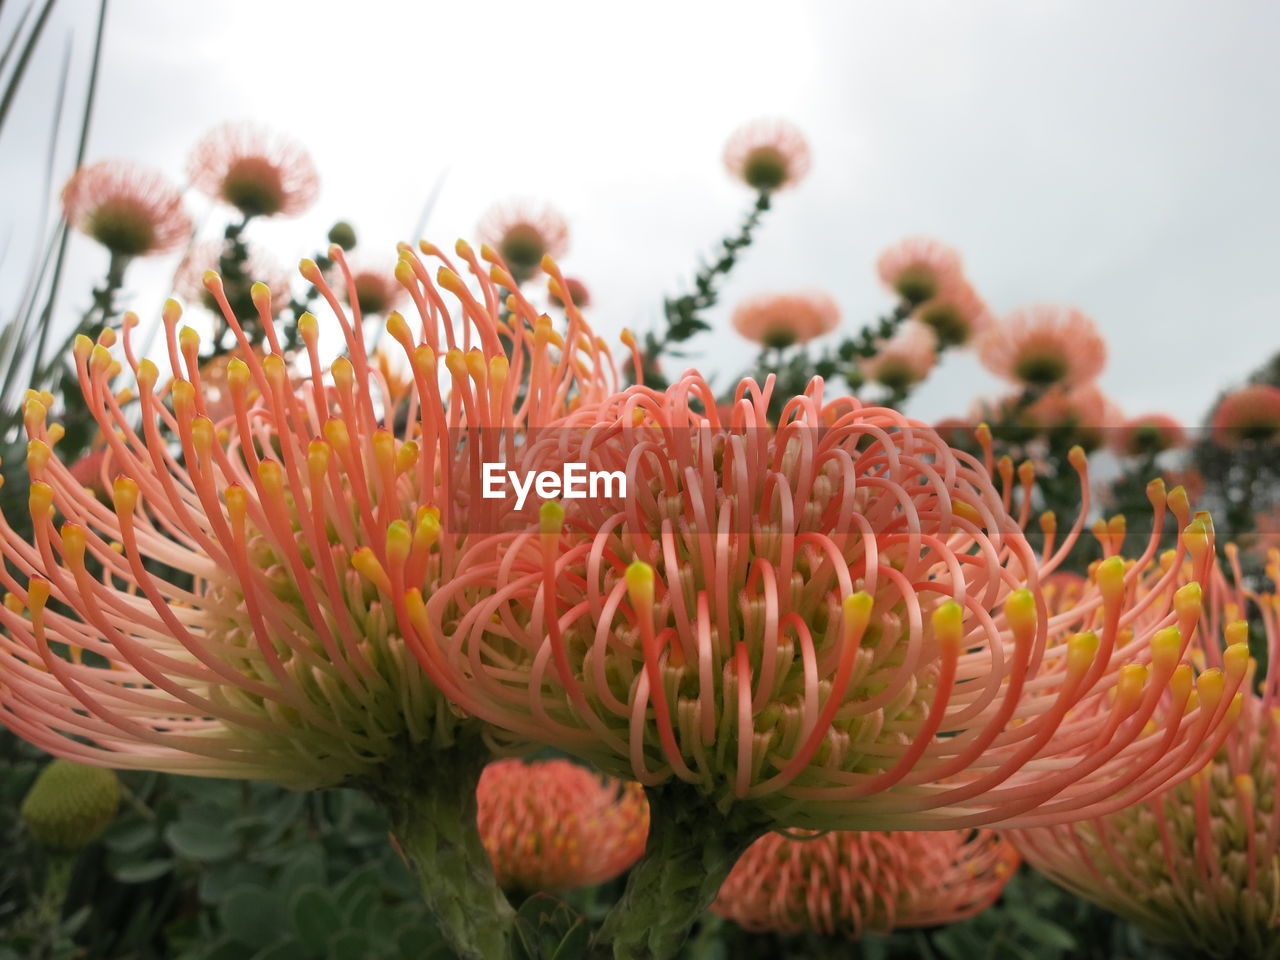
<box><xmin>477</xmin><ymin>200</ymin><xmax>570</xmax><ymax>283</ymax></box>
<box><xmin>1210</xmin><ymin>384</ymin><xmax>1280</xmax><ymax>447</ymax></box>
<box><xmin>340</xmin><ymin>259</ymin><xmax>406</xmax><ymax>317</ymax></box>
<box><xmin>1112</xmin><ymin>413</ymin><xmax>1187</xmax><ymax>457</ymax></box>
<box><xmin>188</xmin><ymin>122</ymin><xmax>319</xmax><ymax>219</ymax></box>
<box><xmin>477</xmin><ymin>758</ymin><xmax>648</xmax><ymax>894</ymax></box>
<box><xmin>860</xmin><ymin>320</ymin><xmax>937</xmax><ymax>392</ymax></box>
<box><xmin>60</xmin><ymin>161</ymin><xmax>191</xmax><ymax>258</ymax></box>
<box><xmin>979</xmin><ymin>305</ymin><xmax>1106</xmax><ymax>389</ymax></box>
<box><xmin>876</xmin><ymin>237</ymin><xmax>964</xmax><ymax>307</ymax></box>
<box><xmin>731</xmin><ymin>291</ymin><xmax>840</xmax><ymax>348</ymax></box>
<box><xmin>914</xmin><ymin>280</ymin><xmax>990</xmax><ymax>347</ymax></box>
<box><xmin>723</xmin><ymin>118</ymin><xmax>812</xmax><ymax>193</ymax></box>
<box><xmin>421</xmin><ymin>373</ymin><xmax>1246</xmax><ymax>957</ymax></box>
<box><xmin>1010</xmin><ymin>559</ymin><xmax>1280</xmax><ymax>960</ymax></box>
<box><xmin>175</xmin><ymin>241</ymin><xmax>294</xmax><ymax>317</ymax></box>
<box><xmin>0</xmin><ymin>240</ymin><xmax>616</xmax><ymax>960</ymax></box>
<box><xmin>713</xmin><ymin>827</ymin><xmax>1018</xmax><ymax>938</ymax></box>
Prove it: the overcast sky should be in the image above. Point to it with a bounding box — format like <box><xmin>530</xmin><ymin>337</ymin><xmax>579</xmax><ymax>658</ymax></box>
<box><xmin>2</xmin><ymin>0</ymin><xmax>1277</xmax><ymax>426</ymax></box>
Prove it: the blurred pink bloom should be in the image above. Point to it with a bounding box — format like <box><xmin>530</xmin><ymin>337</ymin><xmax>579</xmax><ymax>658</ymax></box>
<box><xmin>476</xmin><ymin>759</ymin><xmax>648</xmax><ymax>894</ymax></box>
<box><xmin>731</xmin><ymin>291</ymin><xmax>840</xmax><ymax>348</ymax></box>
<box><xmin>477</xmin><ymin>200</ymin><xmax>569</xmax><ymax>281</ymax></box>
<box><xmin>173</xmin><ymin>241</ymin><xmax>293</xmax><ymax>316</ymax></box>
<box><xmin>714</xmin><ymin>828</ymin><xmax>1019</xmax><ymax>938</ymax></box>
<box><xmin>188</xmin><ymin>122</ymin><xmax>319</xmax><ymax>219</ymax></box>
<box><xmin>336</xmin><ymin>259</ymin><xmax>406</xmax><ymax>317</ymax></box>
<box><xmin>860</xmin><ymin>321</ymin><xmax>937</xmax><ymax>391</ymax></box>
<box><xmin>723</xmin><ymin>118</ymin><xmax>811</xmax><ymax>192</ymax></box>
<box><xmin>60</xmin><ymin>161</ymin><xmax>191</xmax><ymax>258</ymax></box>
<box><xmin>549</xmin><ymin>276</ymin><xmax>591</xmax><ymax>310</ymax></box>
<box><xmin>1111</xmin><ymin>413</ymin><xmax>1187</xmax><ymax>457</ymax></box>
<box><xmin>914</xmin><ymin>280</ymin><xmax>990</xmax><ymax>347</ymax></box>
<box><xmin>876</xmin><ymin>237</ymin><xmax>964</xmax><ymax>306</ymax></box>
<box><xmin>979</xmin><ymin>305</ymin><xmax>1106</xmax><ymax>388</ymax></box>
<box><xmin>1210</xmin><ymin>384</ymin><xmax>1280</xmax><ymax>447</ymax></box>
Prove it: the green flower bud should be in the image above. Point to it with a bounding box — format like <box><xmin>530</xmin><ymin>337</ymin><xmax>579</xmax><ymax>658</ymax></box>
<box><xmin>20</xmin><ymin>759</ymin><xmax>120</xmax><ymax>852</ymax></box>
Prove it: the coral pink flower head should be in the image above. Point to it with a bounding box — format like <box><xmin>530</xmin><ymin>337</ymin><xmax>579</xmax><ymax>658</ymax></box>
<box><xmin>476</xmin><ymin>759</ymin><xmax>648</xmax><ymax>894</ymax></box>
<box><xmin>731</xmin><ymin>292</ymin><xmax>840</xmax><ymax>349</ymax></box>
<box><xmin>914</xmin><ymin>280</ymin><xmax>991</xmax><ymax>347</ymax></box>
<box><xmin>0</xmin><ymin>241</ymin><xmax>616</xmax><ymax>785</ymax></box>
<box><xmin>876</xmin><ymin>237</ymin><xmax>964</xmax><ymax>307</ymax></box>
<box><xmin>1010</xmin><ymin>565</ymin><xmax>1279</xmax><ymax>960</ymax></box>
<box><xmin>477</xmin><ymin>200</ymin><xmax>570</xmax><ymax>282</ymax></box>
<box><xmin>188</xmin><ymin>122</ymin><xmax>319</xmax><ymax>219</ymax></box>
<box><xmin>713</xmin><ymin>828</ymin><xmax>1018</xmax><ymax>938</ymax></box>
<box><xmin>1111</xmin><ymin>413</ymin><xmax>1187</xmax><ymax>458</ymax></box>
<box><xmin>424</xmin><ymin>373</ymin><xmax>1246</xmax><ymax>832</ymax></box>
<box><xmin>979</xmin><ymin>305</ymin><xmax>1107</xmax><ymax>389</ymax></box>
<box><xmin>549</xmin><ymin>276</ymin><xmax>591</xmax><ymax>311</ymax></box>
<box><xmin>860</xmin><ymin>321</ymin><xmax>938</xmax><ymax>392</ymax></box>
<box><xmin>174</xmin><ymin>241</ymin><xmax>293</xmax><ymax>317</ymax></box>
<box><xmin>60</xmin><ymin>161</ymin><xmax>191</xmax><ymax>258</ymax></box>
<box><xmin>339</xmin><ymin>260</ymin><xmax>407</xmax><ymax>317</ymax></box>
<box><xmin>1210</xmin><ymin>384</ymin><xmax>1280</xmax><ymax>447</ymax></box>
<box><xmin>722</xmin><ymin>118</ymin><xmax>811</xmax><ymax>193</ymax></box>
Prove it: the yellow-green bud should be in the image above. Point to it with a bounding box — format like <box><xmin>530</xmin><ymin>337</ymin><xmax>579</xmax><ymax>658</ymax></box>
<box><xmin>20</xmin><ymin>759</ymin><xmax>120</xmax><ymax>852</ymax></box>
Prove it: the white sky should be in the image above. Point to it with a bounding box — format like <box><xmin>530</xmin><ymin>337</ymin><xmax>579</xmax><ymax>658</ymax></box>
<box><xmin>3</xmin><ymin>0</ymin><xmax>1278</xmax><ymax>426</ymax></box>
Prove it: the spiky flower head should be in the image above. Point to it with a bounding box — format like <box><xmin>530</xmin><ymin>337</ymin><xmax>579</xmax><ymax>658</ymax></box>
<box><xmin>477</xmin><ymin>200</ymin><xmax>570</xmax><ymax>283</ymax></box>
<box><xmin>60</xmin><ymin>161</ymin><xmax>191</xmax><ymax>258</ymax></box>
<box><xmin>1011</xmin><ymin>565</ymin><xmax>1280</xmax><ymax>960</ymax></box>
<box><xmin>476</xmin><ymin>759</ymin><xmax>648</xmax><ymax>894</ymax></box>
<box><xmin>1112</xmin><ymin>413</ymin><xmax>1187</xmax><ymax>458</ymax></box>
<box><xmin>1210</xmin><ymin>384</ymin><xmax>1280</xmax><ymax>447</ymax></box>
<box><xmin>549</xmin><ymin>276</ymin><xmax>591</xmax><ymax>311</ymax></box>
<box><xmin>731</xmin><ymin>292</ymin><xmax>840</xmax><ymax>349</ymax></box>
<box><xmin>340</xmin><ymin>260</ymin><xmax>406</xmax><ymax>317</ymax></box>
<box><xmin>174</xmin><ymin>241</ymin><xmax>293</xmax><ymax>317</ymax></box>
<box><xmin>0</xmin><ymin>241</ymin><xmax>616</xmax><ymax>786</ymax></box>
<box><xmin>876</xmin><ymin>237</ymin><xmax>964</xmax><ymax>307</ymax></box>
<box><xmin>188</xmin><ymin>122</ymin><xmax>319</xmax><ymax>219</ymax></box>
<box><xmin>723</xmin><ymin>119</ymin><xmax>812</xmax><ymax>193</ymax></box>
<box><xmin>979</xmin><ymin>305</ymin><xmax>1106</xmax><ymax>389</ymax></box>
<box><xmin>914</xmin><ymin>280</ymin><xmax>990</xmax><ymax>348</ymax></box>
<box><xmin>713</xmin><ymin>827</ymin><xmax>1018</xmax><ymax>938</ymax></box>
<box><xmin>860</xmin><ymin>321</ymin><xmax>938</xmax><ymax>392</ymax></box>
<box><xmin>425</xmin><ymin>374</ymin><xmax>1245</xmax><ymax>831</ymax></box>
<box><xmin>20</xmin><ymin>759</ymin><xmax>120</xmax><ymax>852</ymax></box>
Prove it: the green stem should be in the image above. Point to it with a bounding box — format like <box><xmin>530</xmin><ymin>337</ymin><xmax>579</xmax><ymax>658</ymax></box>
<box><xmin>367</xmin><ymin>738</ymin><xmax>515</xmax><ymax>960</ymax></box>
<box><xmin>595</xmin><ymin>783</ymin><xmax>768</xmax><ymax>959</ymax></box>
<box><xmin>639</xmin><ymin>192</ymin><xmax>773</xmax><ymax>388</ymax></box>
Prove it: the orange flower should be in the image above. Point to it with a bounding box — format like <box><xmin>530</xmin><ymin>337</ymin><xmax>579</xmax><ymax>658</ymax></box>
<box><xmin>876</xmin><ymin>237</ymin><xmax>964</xmax><ymax>306</ymax></box>
<box><xmin>979</xmin><ymin>305</ymin><xmax>1106</xmax><ymax>388</ymax></box>
<box><xmin>1010</xmin><ymin>571</ymin><xmax>1276</xmax><ymax>960</ymax></box>
<box><xmin>188</xmin><ymin>122</ymin><xmax>319</xmax><ymax>219</ymax></box>
<box><xmin>714</xmin><ymin>828</ymin><xmax>1018</xmax><ymax>938</ymax></box>
<box><xmin>549</xmin><ymin>276</ymin><xmax>591</xmax><ymax>310</ymax></box>
<box><xmin>476</xmin><ymin>759</ymin><xmax>648</xmax><ymax>894</ymax></box>
<box><xmin>1111</xmin><ymin>413</ymin><xmax>1187</xmax><ymax>457</ymax></box>
<box><xmin>173</xmin><ymin>241</ymin><xmax>293</xmax><ymax>317</ymax></box>
<box><xmin>477</xmin><ymin>200</ymin><xmax>569</xmax><ymax>282</ymax></box>
<box><xmin>731</xmin><ymin>292</ymin><xmax>840</xmax><ymax>348</ymax></box>
<box><xmin>915</xmin><ymin>280</ymin><xmax>990</xmax><ymax>347</ymax></box>
<box><xmin>60</xmin><ymin>161</ymin><xmax>190</xmax><ymax>258</ymax></box>
<box><xmin>1210</xmin><ymin>384</ymin><xmax>1280</xmax><ymax>447</ymax></box>
<box><xmin>861</xmin><ymin>321</ymin><xmax>938</xmax><ymax>391</ymax></box>
<box><xmin>723</xmin><ymin>118</ymin><xmax>811</xmax><ymax>192</ymax></box>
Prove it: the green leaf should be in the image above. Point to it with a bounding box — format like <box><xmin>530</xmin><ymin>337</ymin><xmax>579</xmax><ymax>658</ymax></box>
<box><xmin>290</xmin><ymin>884</ymin><xmax>342</xmax><ymax>951</ymax></box>
<box><xmin>1007</xmin><ymin>905</ymin><xmax>1077</xmax><ymax>951</ymax></box>
<box><xmin>165</xmin><ymin>820</ymin><xmax>240</xmax><ymax>862</ymax></box>
<box><xmin>102</xmin><ymin>819</ymin><xmax>158</xmax><ymax>853</ymax></box>
<box><xmin>111</xmin><ymin>858</ymin><xmax>174</xmax><ymax>883</ymax></box>
<box><xmin>325</xmin><ymin>931</ymin><xmax>369</xmax><ymax>960</ymax></box>
<box><xmin>250</xmin><ymin>941</ymin><xmax>309</xmax><ymax>960</ymax></box>
<box><xmin>220</xmin><ymin>885</ymin><xmax>285</xmax><ymax>949</ymax></box>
